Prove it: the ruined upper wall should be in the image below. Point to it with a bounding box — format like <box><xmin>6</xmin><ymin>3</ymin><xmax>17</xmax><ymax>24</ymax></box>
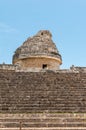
<box><xmin>12</xmin><ymin>30</ymin><xmax>62</xmax><ymax>64</ymax></box>
<box><xmin>0</xmin><ymin>64</ymin><xmax>86</xmax><ymax>73</ymax></box>
<box><xmin>0</xmin><ymin>64</ymin><xmax>16</xmax><ymax>71</ymax></box>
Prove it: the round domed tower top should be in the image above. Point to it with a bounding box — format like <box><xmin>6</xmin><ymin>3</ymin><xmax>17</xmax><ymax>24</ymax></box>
<box><xmin>13</xmin><ymin>30</ymin><xmax>62</xmax><ymax>71</ymax></box>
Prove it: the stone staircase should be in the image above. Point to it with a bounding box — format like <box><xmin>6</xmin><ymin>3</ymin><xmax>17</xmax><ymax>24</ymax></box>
<box><xmin>0</xmin><ymin>113</ymin><xmax>86</xmax><ymax>130</ymax></box>
<box><xmin>0</xmin><ymin>70</ymin><xmax>86</xmax><ymax>129</ymax></box>
<box><xmin>0</xmin><ymin>71</ymin><xmax>86</xmax><ymax>113</ymax></box>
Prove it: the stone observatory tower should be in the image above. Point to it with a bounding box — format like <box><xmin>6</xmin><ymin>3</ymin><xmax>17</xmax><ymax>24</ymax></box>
<box><xmin>13</xmin><ymin>30</ymin><xmax>62</xmax><ymax>72</ymax></box>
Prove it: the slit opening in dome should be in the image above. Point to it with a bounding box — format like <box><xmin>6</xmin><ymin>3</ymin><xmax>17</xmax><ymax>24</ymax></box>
<box><xmin>41</xmin><ymin>32</ymin><xmax>43</xmax><ymax>35</ymax></box>
<box><xmin>42</xmin><ymin>64</ymin><xmax>47</xmax><ymax>69</ymax></box>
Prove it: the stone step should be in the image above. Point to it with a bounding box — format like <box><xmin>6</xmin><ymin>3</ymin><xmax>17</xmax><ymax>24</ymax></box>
<box><xmin>0</xmin><ymin>127</ymin><xmax>86</xmax><ymax>130</ymax></box>
<box><xmin>0</xmin><ymin>122</ymin><xmax>86</xmax><ymax>127</ymax></box>
<box><xmin>0</xmin><ymin>118</ymin><xmax>86</xmax><ymax>122</ymax></box>
<box><xmin>0</xmin><ymin>114</ymin><xmax>86</xmax><ymax>128</ymax></box>
<box><xmin>0</xmin><ymin>113</ymin><xmax>85</xmax><ymax>129</ymax></box>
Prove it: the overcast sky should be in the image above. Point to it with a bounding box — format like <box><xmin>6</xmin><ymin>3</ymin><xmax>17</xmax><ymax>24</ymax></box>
<box><xmin>0</xmin><ymin>0</ymin><xmax>86</xmax><ymax>69</ymax></box>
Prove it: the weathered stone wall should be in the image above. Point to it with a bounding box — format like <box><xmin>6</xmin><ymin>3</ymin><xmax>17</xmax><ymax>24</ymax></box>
<box><xmin>0</xmin><ymin>64</ymin><xmax>16</xmax><ymax>71</ymax></box>
<box><xmin>0</xmin><ymin>63</ymin><xmax>86</xmax><ymax>73</ymax></box>
<box><xmin>70</xmin><ymin>65</ymin><xmax>86</xmax><ymax>72</ymax></box>
<box><xmin>17</xmin><ymin>57</ymin><xmax>60</xmax><ymax>72</ymax></box>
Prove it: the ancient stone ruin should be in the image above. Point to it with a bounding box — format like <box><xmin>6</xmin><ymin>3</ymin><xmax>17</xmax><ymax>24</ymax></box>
<box><xmin>0</xmin><ymin>30</ymin><xmax>86</xmax><ymax>130</ymax></box>
<box><xmin>12</xmin><ymin>30</ymin><xmax>62</xmax><ymax>72</ymax></box>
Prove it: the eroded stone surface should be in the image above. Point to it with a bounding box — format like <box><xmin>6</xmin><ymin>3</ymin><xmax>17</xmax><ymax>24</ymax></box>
<box><xmin>0</xmin><ymin>70</ymin><xmax>86</xmax><ymax>113</ymax></box>
<box><xmin>12</xmin><ymin>30</ymin><xmax>62</xmax><ymax>71</ymax></box>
